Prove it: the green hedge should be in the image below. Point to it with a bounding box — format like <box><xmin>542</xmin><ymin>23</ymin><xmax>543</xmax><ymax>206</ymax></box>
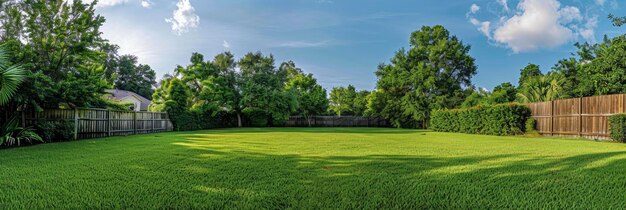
<box><xmin>609</xmin><ymin>114</ymin><xmax>626</xmax><ymax>142</ymax></box>
<box><xmin>430</xmin><ymin>103</ymin><xmax>531</xmax><ymax>136</ymax></box>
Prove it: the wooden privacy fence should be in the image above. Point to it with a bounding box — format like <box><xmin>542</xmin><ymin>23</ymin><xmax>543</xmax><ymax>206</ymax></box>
<box><xmin>286</xmin><ymin>116</ymin><xmax>389</xmax><ymax>127</ymax></box>
<box><xmin>22</xmin><ymin>108</ymin><xmax>173</xmax><ymax>140</ymax></box>
<box><xmin>528</xmin><ymin>94</ymin><xmax>626</xmax><ymax>139</ymax></box>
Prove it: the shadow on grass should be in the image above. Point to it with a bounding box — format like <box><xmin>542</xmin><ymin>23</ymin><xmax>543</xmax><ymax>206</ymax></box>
<box><xmin>168</xmin><ymin>142</ymin><xmax>626</xmax><ymax>209</ymax></box>
<box><xmin>181</xmin><ymin>127</ymin><xmax>426</xmax><ymax>135</ymax></box>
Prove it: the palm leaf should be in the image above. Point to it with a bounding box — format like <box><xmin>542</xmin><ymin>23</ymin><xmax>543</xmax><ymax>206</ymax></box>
<box><xmin>0</xmin><ymin>45</ymin><xmax>26</xmax><ymax>106</ymax></box>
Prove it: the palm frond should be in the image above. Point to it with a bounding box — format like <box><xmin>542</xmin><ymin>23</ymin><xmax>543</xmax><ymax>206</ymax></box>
<box><xmin>0</xmin><ymin>46</ymin><xmax>26</xmax><ymax>106</ymax></box>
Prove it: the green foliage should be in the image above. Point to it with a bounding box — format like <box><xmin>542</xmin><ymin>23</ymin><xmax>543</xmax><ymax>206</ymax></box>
<box><xmin>0</xmin><ymin>44</ymin><xmax>25</xmax><ymax>106</ymax></box>
<box><xmin>352</xmin><ymin>90</ymin><xmax>371</xmax><ymax>116</ymax></box>
<box><xmin>285</xmin><ymin>67</ymin><xmax>329</xmax><ymax>126</ymax></box>
<box><xmin>0</xmin><ymin>0</ymin><xmax>112</xmax><ymax>109</ymax></box>
<box><xmin>0</xmin><ymin>114</ymin><xmax>43</xmax><ymax>147</ymax></box>
<box><xmin>371</xmin><ymin>25</ymin><xmax>477</xmax><ymax>128</ymax></box>
<box><xmin>113</xmin><ymin>55</ymin><xmax>156</xmax><ymax>99</ymax></box>
<box><xmin>431</xmin><ymin>103</ymin><xmax>531</xmax><ymax>136</ymax></box>
<box><xmin>518</xmin><ymin>63</ymin><xmax>543</xmax><ymax>87</ymax></box>
<box><xmin>34</xmin><ymin>120</ymin><xmax>75</xmax><ymax>142</ymax></box>
<box><xmin>609</xmin><ymin>114</ymin><xmax>626</xmax><ymax>142</ymax></box>
<box><xmin>525</xmin><ymin>118</ymin><xmax>539</xmax><ymax>136</ymax></box>
<box><xmin>609</xmin><ymin>14</ymin><xmax>626</xmax><ymax>27</ymax></box>
<box><xmin>517</xmin><ymin>72</ymin><xmax>566</xmax><ymax>103</ymax></box>
<box><xmin>575</xmin><ymin>35</ymin><xmax>626</xmax><ymax>96</ymax></box>
<box><xmin>329</xmin><ymin>85</ymin><xmax>356</xmax><ymax>116</ymax></box>
<box><xmin>239</xmin><ymin>52</ymin><xmax>297</xmax><ymax>126</ymax></box>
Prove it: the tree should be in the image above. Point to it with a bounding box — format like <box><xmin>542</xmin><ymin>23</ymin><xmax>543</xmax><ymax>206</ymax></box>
<box><xmin>113</xmin><ymin>55</ymin><xmax>157</xmax><ymax>99</ymax></box>
<box><xmin>371</xmin><ymin>25</ymin><xmax>477</xmax><ymax>128</ymax></box>
<box><xmin>461</xmin><ymin>89</ymin><xmax>488</xmax><ymax>108</ymax></box>
<box><xmin>609</xmin><ymin>14</ymin><xmax>626</xmax><ymax>27</ymax></box>
<box><xmin>285</xmin><ymin>66</ymin><xmax>328</xmax><ymax>126</ymax></box>
<box><xmin>199</xmin><ymin>52</ymin><xmax>245</xmax><ymax>127</ymax></box>
<box><xmin>353</xmin><ymin>90</ymin><xmax>371</xmax><ymax>116</ymax></box>
<box><xmin>329</xmin><ymin>85</ymin><xmax>356</xmax><ymax>116</ymax></box>
<box><xmin>575</xmin><ymin>35</ymin><xmax>626</xmax><ymax>96</ymax></box>
<box><xmin>518</xmin><ymin>64</ymin><xmax>543</xmax><ymax>88</ymax></box>
<box><xmin>239</xmin><ymin>52</ymin><xmax>296</xmax><ymax>126</ymax></box>
<box><xmin>0</xmin><ymin>0</ymin><xmax>111</xmax><ymax>110</ymax></box>
<box><xmin>517</xmin><ymin>73</ymin><xmax>566</xmax><ymax>103</ymax></box>
<box><xmin>490</xmin><ymin>82</ymin><xmax>517</xmax><ymax>104</ymax></box>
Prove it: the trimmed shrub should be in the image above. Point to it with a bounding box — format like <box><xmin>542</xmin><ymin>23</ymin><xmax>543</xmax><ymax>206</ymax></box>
<box><xmin>609</xmin><ymin>114</ymin><xmax>626</xmax><ymax>142</ymax></box>
<box><xmin>430</xmin><ymin>103</ymin><xmax>531</xmax><ymax>136</ymax></box>
<box><xmin>525</xmin><ymin>118</ymin><xmax>540</xmax><ymax>136</ymax></box>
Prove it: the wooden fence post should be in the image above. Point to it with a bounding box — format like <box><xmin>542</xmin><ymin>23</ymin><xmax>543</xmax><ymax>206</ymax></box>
<box><xmin>73</xmin><ymin>108</ymin><xmax>79</xmax><ymax>140</ymax></box>
<box><xmin>133</xmin><ymin>111</ymin><xmax>137</xmax><ymax>135</ymax></box>
<box><xmin>107</xmin><ymin>110</ymin><xmax>111</xmax><ymax>137</ymax></box>
<box><xmin>579</xmin><ymin>97</ymin><xmax>583</xmax><ymax>137</ymax></box>
<box><xmin>550</xmin><ymin>100</ymin><xmax>554</xmax><ymax>136</ymax></box>
<box><xmin>151</xmin><ymin>113</ymin><xmax>155</xmax><ymax>133</ymax></box>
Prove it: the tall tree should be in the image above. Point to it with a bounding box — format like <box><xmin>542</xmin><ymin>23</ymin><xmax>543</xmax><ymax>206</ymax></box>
<box><xmin>199</xmin><ymin>52</ymin><xmax>245</xmax><ymax>127</ymax></box>
<box><xmin>114</xmin><ymin>55</ymin><xmax>157</xmax><ymax>99</ymax></box>
<box><xmin>371</xmin><ymin>25</ymin><xmax>477</xmax><ymax>128</ymax></box>
<box><xmin>518</xmin><ymin>64</ymin><xmax>543</xmax><ymax>88</ymax></box>
<box><xmin>284</xmin><ymin>65</ymin><xmax>328</xmax><ymax>126</ymax></box>
<box><xmin>239</xmin><ymin>52</ymin><xmax>296</xmax><ymax>126</ymax></box>
<box><xmin>575</xmin><ymin>35</ymin><xmax>626</xmax><ymax>96</ymax></box>
<box><xmin>329</xmin><ymin>85</ymin><xmax>356</xmax><ymax>116</ymax></box>
<box><xmin>0</xmin><ymin>0</ymin><xmax>111</xmax><ymax>109</ymax></box>
<box><xmin>352</xmin><ymin>90</ymin><xmax>371</xmax><ymax>116</ymax></box>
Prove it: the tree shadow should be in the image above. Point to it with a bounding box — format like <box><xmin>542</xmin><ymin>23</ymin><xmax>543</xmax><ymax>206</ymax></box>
<box><xmin>166</xmin><ymin>142</ymin><xmax>626</xmax><ymax>209</ymax></box>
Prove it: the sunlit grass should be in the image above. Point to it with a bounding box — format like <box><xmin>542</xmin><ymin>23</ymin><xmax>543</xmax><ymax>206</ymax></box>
<box><xmin>2</xmin><ymin>128</ymin><xmax>626</xmax><ymax>208</ymax></box>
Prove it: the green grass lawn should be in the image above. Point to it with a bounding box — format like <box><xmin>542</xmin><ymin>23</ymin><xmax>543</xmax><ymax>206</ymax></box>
<box><xmin>2</xmin><ymin>128</ymin><xmax>626</xmax><ymax>208</ymax></box>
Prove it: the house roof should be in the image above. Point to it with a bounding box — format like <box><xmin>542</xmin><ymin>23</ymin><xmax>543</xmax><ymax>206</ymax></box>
<box><xmin>105</xmin><ymin>89</ymin><xmax>151</xmax><ymax>110</ymax></box>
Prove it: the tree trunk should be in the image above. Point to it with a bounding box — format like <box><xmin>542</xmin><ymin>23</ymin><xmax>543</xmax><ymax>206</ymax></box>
<box><xmin>305</xmin><ymin>114</ymin><xmax>312</xmax><ymax>127</ymax></box>
<box><xmin>237</xmin><ymin>112</ymin><xmax>242</xmax><ymax>127</ymax></box>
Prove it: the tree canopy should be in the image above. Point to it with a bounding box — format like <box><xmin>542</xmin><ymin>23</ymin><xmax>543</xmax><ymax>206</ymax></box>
<box><xmin>370</xmin><ymin>25</ymin><xmax>477</xmax><ymax>128</ymax></box>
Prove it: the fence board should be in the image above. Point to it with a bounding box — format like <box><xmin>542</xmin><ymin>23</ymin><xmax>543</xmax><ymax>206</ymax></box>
<box><xmin>23</xmin><ymin>108</ymin><xmax>173</xmax><ymax>140</ymax></box>
<box><xmin>528</xmin><ymin>94</ymin><xmax>626</xmax><ymax>140</ymax></box>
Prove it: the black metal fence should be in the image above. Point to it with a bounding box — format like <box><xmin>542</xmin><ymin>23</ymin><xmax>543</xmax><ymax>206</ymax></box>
<box><xmin>286</xmin><ymin>116</ymin><xmax>389</xmax><ymax>127</ymax></box>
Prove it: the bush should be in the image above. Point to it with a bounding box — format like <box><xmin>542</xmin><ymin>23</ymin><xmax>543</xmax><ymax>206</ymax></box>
<box><xmin>430</xmin><ymin>103</ymin><xmax>531</xmax><ymax>136</ymax></box>
<box><xmin>609</xmin><ymin>114</ymin><xmax>626</xmax><ymax>142</ymax></box>
<box><xmin>525</xmin><ymin>118</ymin><xmax>540</xmax><ymax>136</ymax></box>
<box><xmin>35</xmin><ymin>120</ymin><xmax>75</xmax><ymax>142</ymax></box>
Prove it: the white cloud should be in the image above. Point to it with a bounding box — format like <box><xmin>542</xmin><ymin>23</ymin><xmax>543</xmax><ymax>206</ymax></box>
<box><xmin>91</xmin><ymin>0</ymin><xmax>129</xmax><ymax>7</ymax></box>
<box><xmin>559</xmin><ymin>6</ymin><xmax>582</xmax><ymax>23</ymax></box>
<box><xmin>493</xmin><ymin>0</ymin><xmax>574</xmax><ymax>52</ymax></box>
<box><xmin>470</xmin><ymin>18</ymin><xmax>492</xmax><ymax>39</ymax></box>
<box><xmin>468</xmin><ymin>0</ymin><xmax>596</xmax><ymax>53</ymax></box>
<box><xmin>595</xmin><ymin>0</ymin><xmax>606</xmax><ymax>6</ymax></box>
<box><xmin>469</xmin><ymin>4</ymin><xmax>480</xmax><ymax>14</ymax></box>
<box><xmin>497</xmin><ymin>0</ymin><xmax>510</xmax><ymax>12</ymax></box>
<box><xmin>578</xmin><ymin>16</ymin><xmax>598</xmax><ymax>41</ymax></box>
<box><xmin>141</xmin><ymin>0</ymin><xmax>152</xmax><ymax>8</ymax></box>
<box><xmin>222</xmin><ymin>40</ymin><xmax>230</xmax><ymax>48</ymax></box>
<box><xmin>165</xmin><ymin>0</ymin><xmax>200</xmax><ymax>35</ymax></box>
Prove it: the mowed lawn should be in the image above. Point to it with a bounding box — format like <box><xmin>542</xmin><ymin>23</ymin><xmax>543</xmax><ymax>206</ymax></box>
<box><xmin>3</xmin><ymin>128</ymin><xmax>626</xmax><ymax>208</ymax></box>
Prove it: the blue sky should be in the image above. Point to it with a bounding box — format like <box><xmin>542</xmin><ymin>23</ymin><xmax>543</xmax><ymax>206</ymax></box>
<box><xmin>95</xmin><ymin>0</ymin><xmax>625</xmax><ymax>91</ymax></box>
